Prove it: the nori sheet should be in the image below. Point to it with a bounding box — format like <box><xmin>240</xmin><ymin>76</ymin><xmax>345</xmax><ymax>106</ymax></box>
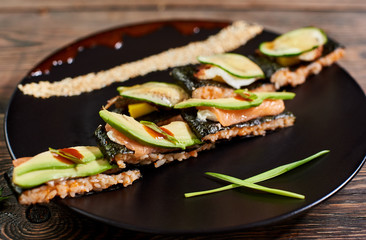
<box><xmin>4</xmin><ymin>166</ymin><xmax>141</xmax><ymax>201</ymax></box>
<box><xmin>171</xmin><ymin>65</ymin><xmax>270</xmax><ymax>95</ymax></box>
<box><xmin>4</xmin><ymin>168</ymin><xmax>23</xmax><ymax>196</ymax></box>
<box><xmin>94</xmin><ymin>125</ymin><xmax>134</xmax><ymax>162</ymax></box>
<box><xmin>181</xmin><ymin>108</ymin><xmax>295</xmax><ymax>140</ymax></box>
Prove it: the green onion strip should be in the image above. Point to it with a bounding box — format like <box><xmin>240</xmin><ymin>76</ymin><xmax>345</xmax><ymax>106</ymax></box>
<box><xmin>184</xmin><ymin>150</ymin><xmax>329</xmax><ymax>199</ymax></box>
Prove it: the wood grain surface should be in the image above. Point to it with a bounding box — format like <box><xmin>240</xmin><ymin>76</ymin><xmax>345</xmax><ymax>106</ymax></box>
<box><xmin>0</xmin><ymin>1</ymin><xmax>365</xmax><ymax>239</ymax></box>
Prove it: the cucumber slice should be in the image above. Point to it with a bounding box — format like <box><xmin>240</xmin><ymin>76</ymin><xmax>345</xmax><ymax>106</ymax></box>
<box><xmin>259</xmin><ymin>27</ymin><xmax>327</xmax><ymax>57</ymax></box>
<box><xmin>118</xmin><ymin>82</ymin><xmax>189</xmax><ymax>108</ymax></box>
<box><xmin>197</xmin><ymin>53</ymin><xmax>265</xmax><ymax>79</ymax></box>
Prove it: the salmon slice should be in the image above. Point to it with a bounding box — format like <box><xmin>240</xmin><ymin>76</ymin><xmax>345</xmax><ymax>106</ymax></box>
<box><xmin>12</xmin><ymin>157</ymin><xmax>32</xmax><ymax>167</ymax></box>
<box><xmin>105</xmin><ymin>124</ymin><xmax>171</xmax><ymax>158</ymax></box>
<box><xmin>271</xmin><ymin>47</ymin><xmax>345</xmax><ymax>89</ymax></box>
<box><xmin>198</xmin><ymin>99</ymin><xmax>285</xmax><ymax>127</ymax></box>
<box><xmin>192</xmin><ymin>86</ymin><xmax>236</xmax><ymax>99</ymax></box>
<box><xmin>192</xmin><ymin>84</ymin><xmax>275</xmax><ymax>99</ymax></box>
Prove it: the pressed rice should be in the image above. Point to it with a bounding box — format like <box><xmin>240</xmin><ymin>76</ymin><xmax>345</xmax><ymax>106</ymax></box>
<box><xmin>202</xmin><ymin>115</ymin><xmax>295</xmax><ymax>142</ymax></box>
<box><xmin>192</xmin><ymin>83</ymin><xmax>275</xmax><ymax>99</ymax></box>
<box><xmin>115</xmin><ymin>143</ymin><xmax>215</xmax><ymax>168</ymax></box>
<box><xmin>18</xmin><ymin>169</ymin><xmax>141</xmax><ymax>205</ymax></box>
<box><xmin>271</xmin><ymin>48</ymin><xmax>345</xmax><ymax>89</ymax></box>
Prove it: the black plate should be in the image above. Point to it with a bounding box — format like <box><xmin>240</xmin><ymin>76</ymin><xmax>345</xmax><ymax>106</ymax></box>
<box><xmin>5</xmin><ymin>20</ymin><xmax>366</xmax><ymax>234</ymax></box>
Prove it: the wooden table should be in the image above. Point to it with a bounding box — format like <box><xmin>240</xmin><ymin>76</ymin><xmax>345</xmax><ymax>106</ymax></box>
<box><xmin>0</xmin><ymin>1</ymin><xmax>365</xmax><ymax>239</ymax></box>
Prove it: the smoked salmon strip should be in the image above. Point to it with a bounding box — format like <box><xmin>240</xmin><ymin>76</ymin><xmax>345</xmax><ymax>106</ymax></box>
<box><xmin>198</xmin><ymin>99</ymin><xmax>285</xmax><ymax>127</ymax></box>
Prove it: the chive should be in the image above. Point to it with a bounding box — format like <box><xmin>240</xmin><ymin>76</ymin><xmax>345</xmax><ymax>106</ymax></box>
<box><xmin>49</xmin><ymin>148</ymin><xmax>82</xmax><ymax>164</ymax></box>
<box><xmin>184</xmin><ymin>150</ymin><xmax>329</xmax><ymax>198</ymax></box>
<box><xmin>140</xmin><ymin>121</ymin><xmax>179</xmax><ymax>143</ymax></box>
<box><xmin>185</xmin><ymin>185</ymin><xmax>234</xmax><ymax>198</ymax></box>
<box><xmin>205</xmin><ymin>172</ymin><xmax>304</xmax><ymax>199</ymax></box>
<box><xmin>234</xmin><ymin>89</ymin><xmax>296</xmax><ymax>101</ymax></box>
<box><xmin>234</xmin><ymin>90</ymin><xmax>258</xmax><ymax>101</ymax></box>
<box><xmin>241</xmin><ymin>150</ymin><xmax>329</xmax><ymax>183</ymax></box>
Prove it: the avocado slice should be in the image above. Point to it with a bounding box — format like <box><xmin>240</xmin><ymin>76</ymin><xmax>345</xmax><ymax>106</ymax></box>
<box><xmin>99</xmin><ymin>109</ymin><xmax>200</xmax><ymax>149</ymax></box>
<box><xmin>13</xmin><ymin>159</ymin><xmax>116</xmax><ymax>189</ymax></box>
<box><xmin>14</xmin><ymin>146</ymin><xmax>104</xmax><ymax>176</ymax></box>
<box><xmin>174</xmin><ymin>97</ymin><xmax>262</xmax><ymax>110</ymax></box>
<box><xmin>174</xmin><ymin>91</ymin><xmax>295</xmax><ymax>110</ymax></box>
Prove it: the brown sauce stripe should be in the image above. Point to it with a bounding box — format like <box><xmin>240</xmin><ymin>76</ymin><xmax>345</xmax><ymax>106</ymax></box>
<box><xmin>18</xmin><ymin>20</ymin><xmax>263</xmax><ymax>98</ymax></box>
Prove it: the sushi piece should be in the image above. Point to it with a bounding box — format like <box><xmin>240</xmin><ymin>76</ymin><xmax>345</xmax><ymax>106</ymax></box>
<box><xmin>175</xmin><ymin>90</ymin><xmax>296</xmax><ymax>142</ymax></box>
<box><xmin>181</xmin><ymin>108</ymin><xmax>295</xmax><ymax>142</ymax></box>
<box><xmin>170</xmin><ymin>53</ymin><xmax>277</xmax><ymax>104</ymax></box>
<box><xmin>254</xmin><ymin>27</ymin><xmax>345</xmax><ymax>89</ymax></box>
<box><xmin>5</xmin><ymin>146</ymin><xmax>141</xmax><ymax>205</ymax></box>
<box><xmin>173</xmin><ymin>27</ymin><xmax>344</xmax><ymax>96</ymax></box>
<box><xmin>95</xmin><ymin>110</ymin><xmax>214</xmax><ymax>169</ymax></box>
<box><xmin>171</xmin><ymin>64</ymin><xmax>275</xmax><ymax>101</ymax></box>
<box><xmin>97</xmin><ymin>81</ymin><xmax>214</xmax><ymax>169</ymax></box>
<box><xmin>171</xmin><ymin>62</ymin><xmax>296</xmax><ymax>142</ymax></box>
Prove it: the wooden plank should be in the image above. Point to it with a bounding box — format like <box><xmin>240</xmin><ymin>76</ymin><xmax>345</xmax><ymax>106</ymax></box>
<box><xmin>0</xmin><ymin>0</ymin><xmax>366</xmax><ymax>12</ymax></box>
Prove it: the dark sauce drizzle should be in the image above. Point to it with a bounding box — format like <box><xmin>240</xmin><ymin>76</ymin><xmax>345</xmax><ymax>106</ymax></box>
<box><xmin>143</xmin><ymin>125</ymin><xmax>175</xmax><ymax>140</ymax></box>
<box><xmin>30</xmin><ymin>21</ymin><xmax>228</xmax><ymax>76</ymax></box>
<box><xmin>51</xmin><ymin>148</ymin><xmax>83</xmax><ymax>164</ymax></box>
